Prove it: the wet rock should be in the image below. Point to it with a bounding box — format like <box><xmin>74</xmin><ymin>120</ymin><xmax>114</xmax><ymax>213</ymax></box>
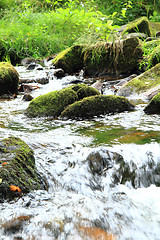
<box><xmin>122</xmin><ymin>17</ymin><xmax>151</xmax><ymax>37</ymax></box>
<box><xmin>91</xmin><ymin>80</ymin><xmax>103</xmax><ymax>93</ymax></box>
<box><xmin>26</xmin><ymin>63</ymin><xmax>39</xmax><ymax>70</ymax></box>
<box><xmin>75</xmin><ymin>226</ymin><xmax>116</xmax><ymax>240</ymax></box>
<box><xmin>54</xmin><ymin>68</ymin><xmax>65</xmax><ymax>78</ymax></box>
<box><xmin>144</xmin><ymin>92</ymin><xmax>160</xmax><ymax>114</ymax></box>
<box><xmin>60</xmin><ymin>95</ymin><xmax>134</xmax><ymax>119</ymax></box>
<box><xmin>0</xmin><ymin>136</ymin><xmax>47</xmax><ymax>202</ymax></box>
<box><xmin>36</xmin><ymin>76</ymin><xmax>49</xmax><ymax>84</ymax></box>
<box><xmin>117</xmin><ymin>63</ymin><xmax>160</xmax><ymax>97</ymax></box>
<box><xmin>0</xmin><ymin>62</ymin><xmax>19</xmax><ymax>96</ymax></box>
<box><xmin>86</xmin><ymin>149</ymin><xmax>135</xmax><ymax>186</ymax></box>
<box><xmin>21</xmin><ymin>57</ymin><xmax>36</xmax><ymax>66</ymax></box>
<box><xmin>26</xmin><ymin>84</ymin><xmax>99</xmax><ymax>117</ymax></box>
<box><xmin>23</xmin><ymin>93</ymin><xmax>33</xmax><ymax>101</ymax></box>
<box><xmin>18</xmin><ymin>84</ymin><xmax>39</xmax><ymax>93</ymax></box>
<box><xmin>2</xmin><ymin>215</ymin><xmax>32</xmax><ymax>233</ymax></box>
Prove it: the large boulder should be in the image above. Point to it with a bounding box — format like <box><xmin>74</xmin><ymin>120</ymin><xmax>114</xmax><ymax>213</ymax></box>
<box><xmin>60</xmin><ymin>95</ymin><xmax>134</xmax><ymax>119</ymax></box>
<box><xmin>53</xmin><ymin>45</ymin><xmax>84</xmax><ymax>74</ymax></box>
<box><xmin>122</xmin><ymin>17</ymin><xmax>152</xmax><ymax>37</ymax></box>
<box><xmin>0</xmin><ymin>136</ymin><xmax>46</xmax><ymax>202</ymax></box>
<box><xmin>53</xmin><ymin>37</ymin><xmax>142</xmax><ymax>76</ymax></box>
<box><xmin>84</xmin><ymin>37</ymin><xmax>142</xmax><ymax>76</ymax></box>
<box><xmin>144</xmin><ymin>92</ymin><xmax>160</xmax><ymax>114</ymax></box>
<box><xmin>117</xmin><ymin>63</ymin><xmax>160</xmax><ymax>97</ymax></box>
<box><xmin>26</xmin><ymin>84</ymin><xmax>100</xmax><ymax>117</ymax></box>
<box><xmin>86</xmin><ymin>148</ymin><xmax>160</xmax><ymax>188</ymax></box>
<box><xmin>0</xmin><ymin>62</ymin><xmax>19</xmax><ymax>96</ymax></box>
<box><xmin>86</xmin><ymin>149</ymin><xmax>135</xmax><ymax>186</ymax></box>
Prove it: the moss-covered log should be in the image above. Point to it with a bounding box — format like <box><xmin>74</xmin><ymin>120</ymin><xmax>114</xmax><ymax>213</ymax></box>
<box><xmin>0</xmin><ymin>62</ymin><xmax>19</xmax><ymax>96</ymax></box>
<box><xmin>0</xmin><ymin>136</ymin><xmax>46</xmax><ymax>202</ymax></box>
<box><xmin>144</xmin><ymin>92</ymin><xmax>160</xmax><ymax>114</ymax></box>
<box><xmin>60</xmin><ymin>95</ymin><xmax>135</xmax><ymax>119</ymax></box>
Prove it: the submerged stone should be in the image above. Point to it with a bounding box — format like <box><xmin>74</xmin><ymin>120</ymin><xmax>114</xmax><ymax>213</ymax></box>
<box><xmin>0</xmin><ymin>136</ymin><xmax>46</xmax><ymax>202</ymax></box>
<box><xmin>0</xmin><ymin>62</ymin><xmax>19</xmax><ymax>96</ymax></box>
<box><xmin>144</xmin><ymin>92</ymin><xmax>160</xmax><ymax>114</ymax></box>
<box><xmin>60</xmin><ymin>95</ymin><xmax>134</xmax><ymax>119</ymax></box>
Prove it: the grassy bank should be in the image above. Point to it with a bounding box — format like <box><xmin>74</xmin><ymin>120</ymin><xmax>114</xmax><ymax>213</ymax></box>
<box><xmin>0</xmin><ymin>0</ymin><xmax>159</xmax><ymax>63</ymax></box>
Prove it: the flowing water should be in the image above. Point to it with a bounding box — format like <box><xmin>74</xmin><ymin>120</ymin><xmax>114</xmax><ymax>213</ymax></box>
<box><xmin>0</xmin><ymin>67</ymin><xmax>160</xmax><ymax>240</ymax></box>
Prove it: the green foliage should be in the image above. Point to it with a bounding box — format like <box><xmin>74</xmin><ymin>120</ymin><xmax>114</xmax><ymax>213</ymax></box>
<box><xmin>0</xmin><ymin>0</ymin><xmax>159</xmax><ymax>62</ymax></box>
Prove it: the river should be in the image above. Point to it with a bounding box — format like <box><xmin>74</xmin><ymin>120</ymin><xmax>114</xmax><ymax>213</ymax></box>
<box><xmin>0</xmin><ymin>66</ymin><xmax>160</xmax><ymax>240</ymax></box>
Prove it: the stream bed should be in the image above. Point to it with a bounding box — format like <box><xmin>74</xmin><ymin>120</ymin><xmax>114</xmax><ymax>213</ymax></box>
<box><xmin>0</xmin><ymin>66</ymin><xmax>160</xmax><ymax>240</ymax></box>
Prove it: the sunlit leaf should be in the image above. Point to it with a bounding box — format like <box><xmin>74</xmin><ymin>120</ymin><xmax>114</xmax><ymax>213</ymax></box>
<box><xmin>0</xmin><ymin>179</ymin><xmax>2</xmax><ymax>184</ymax></box>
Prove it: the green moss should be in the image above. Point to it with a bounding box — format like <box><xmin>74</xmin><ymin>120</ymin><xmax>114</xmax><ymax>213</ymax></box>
<box><xmin>118</xmin><ymin>63</ymin><xmax>160</xmax><ymax>96</ymax></box>
<box><xmin>84</xmin><ymin>37</ymin><xmax>142</xmax><ymax>76</ymax></box>
<box><xmin>0</xmin><ymin>136</ymin><xmax>45</xmax><ymax>202</ymax></box>
<box><xmin>60</xmin><ymin>94</ymin><xmax>134</xmax><ymax>119</ymax></box>
<box><xmin>26</xmin><ymin>84</ymin><xmax>100</xmax><ymax>117</ymax></box>
<box><xmin>69</xmin><ymin>83</ymin><xmax>100</xmax><ymax>100</ymax></box>
<box><xmin>26</xmin><ymin>87</ymin><xmax>78</xmax><ymax>117</ymax></box>
<box><xmin>150</xmin><ymin>45</ymin><xmax>160</xmax><ymax>67</ymax></box>
<box><xmin>144</xmin><ymin>92</ymin><xmax>160</xmax><ymax>114</ymax></box>
<box><xmin>53</xmin><ymin>45</ymin><xmax>84</xmax><ymax>74</ymax></box>
<box><xmin>149</xmin><ymin>22</ymin><xmax>160</xmax><ymax>37</ymax></box>
<box><xmin>122</xmin><ymin>17</ymin><xmax>151</xmax><ymax>36</ymax></box>
<box><xmin>0</xmin><ymin>62</ymin><xmax>19</xmax><ymax>96</ymax></box>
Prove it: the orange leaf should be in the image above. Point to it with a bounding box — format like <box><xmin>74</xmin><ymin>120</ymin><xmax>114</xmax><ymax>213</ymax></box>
<box><xmin>2</xmin><ymin>162</ymin><xmax>8</xmax><ymax>166</ymax></box>
<box><xmin>10</xmin><ymin>185</ymin><xmax>21</xmax><ymax>193</ymax></box>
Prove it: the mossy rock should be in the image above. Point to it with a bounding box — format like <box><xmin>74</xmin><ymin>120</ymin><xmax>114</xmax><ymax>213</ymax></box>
<box><xmin>53</xmin><ymin>45</ymin><xmax>84</xmax><ymax>74</ymax></box>
<box><xmin>0</xmin><ymin>136</ymin><xmax>46</xmax><ymax>202</ymax></box>
<box><xmin>0</xmin><ymin>62</ymin><xmax>19</xmax><ymax>96</ymax></box>
<box><xmin>117</xmin><ymin>63</ymin><xmax>160</xmax><ymax>97</ymax></box>
<box><xmin>141</xmin><ymin>39</ymin><xmax>160</xmax><ymax>68</ymax></box>
<box><xmin>26</xmin><ymin>84</ymin><xmax>99</xmax><ymax>117</ymax></box>
<box><xmin>144</xmin><ymin>92</ymin><xmax>160</xmax><ymax>114</ymax></box>
<box><xmin>150</xmin><ymin>45</ymin><xmax>160</xmax><ymax>67</ymax></box>
<box><xmin>60</xmin><ymin>95</ymin><xmax>134</xmax><ymax>119</ymax></box>
<box><xmin>84</xmin><ymin>37</ymin><xmax>142</xmax><ymax>76</ymax></box>
<box><xmin>0</xmin><ymin>40</ymin><xmax>6</xmax><ymax>61</ymax></box>
<box><xmin>69</xmin><ymin>83</ymin><xmax>100</xmax><ymax>100</ymax></box>
<box><xmin>149</xmin><ymin>21</ymin><xmax>160</xmax><ymax>37</ymax></box>
<box><xmin>26</xmin><ymin>87</ymin><xmax>78</xmax><ymax>117</ymax></box>
<box><xmin>122</xmin><ymin>17</ymin><xmax>151</xmax><ymax>37</ymax></box>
